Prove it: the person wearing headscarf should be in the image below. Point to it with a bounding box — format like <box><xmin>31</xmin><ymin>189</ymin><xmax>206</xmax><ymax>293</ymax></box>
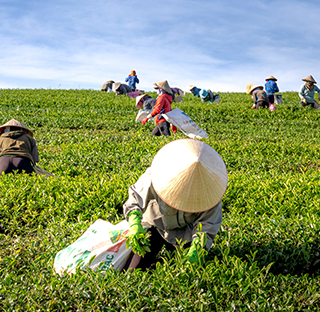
<box><xmin>265</xmin><ymin>76</ymin><xmax>279</xmax><ymax>104</ymax></box>
<box><xmin>299</xmin><ymin>75</ymin><xmax>320</xmax><ymax>109</ymax></box>
<box><xmin>101</xmin><ymin>80</ymin><xmax>114</xmax><ymax>92</ymax></box>
<box><xmin>188</xmin><ymin>85</ymin><xmax>201</xmax><ymax>97</ymax></box>
<box><xmin>112</xmin><ymin>82</ymin><xmax>133</xmax><ymax>96</ymax></box>
<box><xmin>246</xmin><ymin>83</ymin><xmax>269</xmax><ymax>109</ymax></box>
<box><xmin>199</xmin><ymin>89</ymin><xmax>219</xmax><ymax>103</ymax></box>
<box><xmin>122</xmin><ymin>139</ymin><xmax>228</xmax><ymax>271</ymax></box>
<box><xmin>125</xmin><ymin>70</ymin><xmax>139</xmax><ymax>91</ymax></box>
<box><xmin>141</xmin><ymin>80</ymin><xmax>176</xmax><ymax>136</ymax></box>
<box><xmin>0</xmin><ymin>119</ymin><xmax>39</xmax><ymax>174</ymax></box>
<box><xmin>135</xmin><ymin>94</ymin><xmax>156</xmax><ymax>110</ymax></box>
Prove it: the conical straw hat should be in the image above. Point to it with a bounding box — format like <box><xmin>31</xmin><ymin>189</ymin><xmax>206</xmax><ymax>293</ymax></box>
<box><xmin>150</xmin><ymin>139</ymin><xmax>228</xmax><ymax>213</ymax></box>
<box><xmin>0</xmin><ymin>118</ymin><xmax>33</xmax><ymax>137</ymax></box>
<box><xmin>112</xmin><ymin>82</ymin><xmax>121</xmax><ymax>91</ymax></box>
<box><xmin>246</xmin><ymin>83</ymin><xmax>263</xmax><ymax>94</ymax></box>
<box><xmin>265</xmin><ymin>75</ymin><xmax>277</xmax><ymax>81</ymax></box>
<box><xmin>153</xmin><ymin>80</ymin><xmax>173</xmax><ymax>94</ymax></box>
<box><xmin>302</xmin><ymin>75</ymin><xmax>317</xmax><ymax>83</ymax></box>
<box><xmin>135</xmin><ymin>94</ymin><xmax>148</xmax><ymax>109</ymax></box>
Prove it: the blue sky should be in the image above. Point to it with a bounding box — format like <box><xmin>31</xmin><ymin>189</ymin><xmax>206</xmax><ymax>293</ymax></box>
<box><xmin>1</xmin><ymin>0</ymin><xmax>320</xmax><ymax>92</ymax></box>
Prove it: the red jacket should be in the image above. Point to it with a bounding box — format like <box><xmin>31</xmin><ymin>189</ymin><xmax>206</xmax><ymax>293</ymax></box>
<box><xmin>150</xmin><ymin>94</ymin><xmax>173</xmax><ymax>125</ymax></box>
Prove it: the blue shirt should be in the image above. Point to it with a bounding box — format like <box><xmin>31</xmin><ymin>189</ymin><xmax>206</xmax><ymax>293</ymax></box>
<box><xmin>265</xmin><ymin>80</ymin><xmax>279</xmax><ymax>95</ymax></box>
<box><xmin>125</xmin><ymin>75</ymin><xmax>139</xmax><ymax>89</ymax></box>
<box><xmin>191</xmin><ymin>87</ymin><xmax>201</xmax><ymax>97</ymax></box>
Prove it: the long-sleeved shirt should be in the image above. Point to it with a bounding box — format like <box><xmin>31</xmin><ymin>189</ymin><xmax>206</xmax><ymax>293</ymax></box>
<box><xmin>148</xmin><ymin>94</ymin><xmax>172</xmax><ymax>124</ymax></box>
<box><xmin>251</xmin><ymin>89</ymin><xmax>268</xmax><ymax>103</ymax></box>
<box><xmin>200</xmin><ymin>89</ymin><xmax>215</xmax><ymax>103</ymax></box>
<box><xmin>116</xmin><ymin>84</ymin><xmax>133</xmax><ymax>95</ymax></box>
<box><xmin>123</xmin><ymin>167</ymin><xmax>223</xmax><ymax>250</ymax></box>
<box><xmin>299</xmin><ymin>84</ymin><xmax>320</xmax><ymax>103</ymax></box>
<box><xmin>191</xmin><ymin>87</ymin><xmax>201</xmax><ymax>97</ymax></box>
<box><xmin>265</xmin><ymin>80</ymin><xmax>279</xmax><ymax>95</ymax></box>
<box><xmin>125</xmin><ymin>75</ymin><xmax>139</xmax><ymax>89</ymax></box>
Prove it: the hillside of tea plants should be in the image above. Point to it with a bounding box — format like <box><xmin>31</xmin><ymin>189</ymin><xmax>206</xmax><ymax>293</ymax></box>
<box><xmin>0</xmin><ymin>89</ymin><xmax>319</xmax><ymax>311</ymax></box>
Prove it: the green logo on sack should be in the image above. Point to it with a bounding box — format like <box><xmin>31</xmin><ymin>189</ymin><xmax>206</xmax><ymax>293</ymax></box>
<box><xmin>109</xmin><ymin>230</ymin><xmax>124</xmax><ymax>243</ymax></box>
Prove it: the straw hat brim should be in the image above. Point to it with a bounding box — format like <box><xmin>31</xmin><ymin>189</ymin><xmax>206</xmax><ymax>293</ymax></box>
<box><xmin>246</xmin><ymin>83</ymin><xmax>263</xmax><ymax>94</ymax></box>
<box><xmin>135</xmin><ymin>94</ymin><xmax>148</xmax><ymax>109</ymax></box>
<box><xmin>0</xmin><ymin>118</ymin><xmax>33</xmax><ymax>137</ymax></box>
<box><xmin>265</xmin><ymin>76</ymin><xmax>277</xmax><ymax>81</ymax></box>
<box><xmin>150</xmin><ymin>139</ymin><xmax>228</xmax><ymax>213</ymax></box>
<box><xmin>153</xmin><ymin>80</ymin><xmax>173</xmax><ymax>94</ymax></box>
<box><xmin>302</xmin><ymin>75</ymin><xmax>317</xmax><ymax>84</ymax></box>
<box><xmin>112</xmin><ymin>82</ymin><xmax>121</xmax><ymax>91</ymax></box>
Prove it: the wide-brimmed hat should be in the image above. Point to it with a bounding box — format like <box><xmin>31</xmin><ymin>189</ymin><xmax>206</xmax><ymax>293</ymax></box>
<box><xmin>153</xmin><ymin>80</ymin><xmax>173</xmax><ymax>94</ymax></box>
<box><xmin>150</xmin><ymin>139</ymin><xmax>228</xmax><ymax>213</ymax></box>
<box><xmin>265</xmin><ymin>75</ymin><xmax>277</xmax><ymax>81</ymax></box>
<box><xmin>302</xmin><ymin>75</ymin><xmax>317</xmax><ymax>84</ymax></box>
<box><xmin>188</xmin><ymin>85</ymin><xmax>196</xmax><ymax>91</ymax></box>
<box><xmin>112</xmin><ymin>82</ymin><xmax>121</xmax><ymax>91</ymax></box>
<box><xmin>0</xmin><ymin>118</ymin><xmax>33</xmax><ymax>137</ymax></box>
<box><xmin>135</xmin><ymin>94</ymin><xmax>148</xmax><ymax>109</ymax></box>
<box><xmin>246</xmin><ymin>83</ymin><xmax>263</xmax><ymax>94</ymax></box>
<box><xmin>199</xmin><ymin>89</ymin><xmax>208</xmax><ymax>98</ymax></box>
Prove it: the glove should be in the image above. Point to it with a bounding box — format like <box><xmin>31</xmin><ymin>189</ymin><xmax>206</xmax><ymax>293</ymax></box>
<box><xmin>141</xmin><ymin>117</ymin><xmax>149</xmax><ymax>125</ymax></box>
<box><xmin>171</xmin><ymin>125</ymin><xmax>177</xmax><ymax>133</ymax></box>
<box><xmin>128</xmin><ymin>211</ymin><xmax>143</xmax><ymax>235</ymax></box>
<box><xmin>186</xmin><ymin>238</ymin><xmax>201</xmax><ymax>264</ymax></box>
<box><xmin>302</xmin><ymin>97</ymin><xmax>307</xmax><ymax>104</ymax></box>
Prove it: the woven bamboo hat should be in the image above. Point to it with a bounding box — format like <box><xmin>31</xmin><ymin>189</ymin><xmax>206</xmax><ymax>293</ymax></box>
<box><xmin>153</xmin><ymin>80</ymin><xmax>173</xmax><ymax>94</ymax></box>
<box><xmin>112</xmin><ymin>82</ymin><xmax>121</xmax><ymax>91</ymax></box>
<box><xmin>246</xmin><ymin>83</ymin><xmax>263</xmax><ymax>94</ymax></box>
<box><xmin>135</xmin><ymin>94</ymin><xmax>148</xmax><ymax>109</ymax></box>
<box><xmin>302</xmin><ymin>75</ymin><xmax>317</xmax><ymax>84</ymax></box>
<box><xmin>0</xmin><ymin>118</ymin><xmax>33</xmax><ymax>137</ymax></box>
<box><xmin>150</xmin><ymin>139</ymin><xmax>228</xmax><ymax>213</ymax></box>
<box><xmin>265</xmin><ymin>75</ymin><xmax>277</xmax><ymax>81</ymax></box>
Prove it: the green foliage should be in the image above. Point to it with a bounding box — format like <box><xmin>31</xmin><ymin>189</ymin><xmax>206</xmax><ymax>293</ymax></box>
<box><xmin>0</xmin><ymin>89</ymin><xmax>320</xmax><ymax>311</ymax></box>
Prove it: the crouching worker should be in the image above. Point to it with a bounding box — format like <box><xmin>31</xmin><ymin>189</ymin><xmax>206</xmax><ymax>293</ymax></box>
<box><xmin>299</xmin><ymin>75</ymin><xmax>320</xmax><ymax>109</ymax></box>
<box><xmin>135</xmin><ymin>94</ymin><xmax>156</xmax><ymax>110</ymax></box>
<box><xmin>0</xmin><ymin>119</ymin><xmax>39</xmax><ymax>174</ymax></box>
<box><xmin>122</xmin><ymin>139</ymin><xmax>228</xmax><ymax>271</ymax></box>
<box><xmin>246</xmin><ymin>83</ymin><xmax>269</xmax><ymax>109</ymax></box>
<box><xmin>199</xmin><ymin>89</ymin><xmax>219</xmax><ymax>103</ymax></box>
<box><xmin>141</xmin><ymin>80</ymin><xmax>177</xmax><ymax>136</ymax></box>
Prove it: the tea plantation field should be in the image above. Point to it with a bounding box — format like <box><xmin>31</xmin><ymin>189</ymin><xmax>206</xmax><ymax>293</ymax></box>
<box><xmin>0</xmin><ymin>89</ymin><xmax>319</xmax><ymax>311</ymax></box>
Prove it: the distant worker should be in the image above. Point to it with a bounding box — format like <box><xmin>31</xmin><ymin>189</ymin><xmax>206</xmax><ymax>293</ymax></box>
<box><xmin>135</xmin><ymin>94</ymin><xmax>156</xmax><ymax>110</ymax></box>
<box><xmin>0</xmin><ymin>119</ymin><xmax>39</xmax><ymax>175</ymax></box>
<box><xmin>199</xmin><ymin>89</ymin><xmax>220</xmax><ymax>103</ymax></box>
<box><xmin>125</xmin><ymin>71</ymin><xmax>139</xmax><ymax>91</ymax></box>
<box><xmin>299</xmin><ymin>75</ymin><xmax>320</xmax><ymax>109</ymax></box>
<box><xmin>101</xmin><ymin>80</ymin><xmax>114</xmax><ymax>92</ymax></box>
<box><xmin>141</xmin><ymin>80</ymin><xmax>176</xmax><ymax>136</ymax></box>
<box><xmin>188</xmin><ymin>85</ymin><xmax>201</xmax><ymax>97</ymax></box>
<box><xmin>112</xmin><ymin>82</ymin><xmax>133</xmax><ymax>96</ymax></box>
<box><xmin>265</xmin><ymin>76</ymin><xmax>279</xmax><ymax>104</ymax></box>
<box><xmin>246</xmin><ymin>83</ymin><xmax>269</xmax><ymax>109</ymax></box>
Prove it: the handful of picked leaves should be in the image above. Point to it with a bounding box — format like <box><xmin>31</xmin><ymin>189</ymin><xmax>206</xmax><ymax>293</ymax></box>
<box><xmin>125</xmin><ymin>229</ymin><xmax>151</xmax><ymax>257</ymax></box>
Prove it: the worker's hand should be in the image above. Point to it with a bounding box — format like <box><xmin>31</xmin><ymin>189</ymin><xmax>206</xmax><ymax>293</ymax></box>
<box><xmin>128</xmin><ymin>211</ymin><xmax>144</xmax><ymax>235</ymax></box>
<box><xmin>186</xmin><ymin>238</ymin><xmax>201</xmax><ymax>264</ymax></box>
<box><xmin>302</xmin><ymin>97</ymin><xmax>307</xmax><ymax>104</ymax></box>
<box><xmin>171</xmin><ymin>125</ymin><xmax>177</xmax><ymax>133</ymax></box>
<box><xmin>141</xmin><ymin>117</ymin><xmax>149</xmax><ymax>125</ymax></box>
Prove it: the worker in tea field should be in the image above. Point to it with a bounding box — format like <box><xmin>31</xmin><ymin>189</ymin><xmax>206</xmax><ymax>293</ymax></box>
<box><xmin>112</xmin><ymin>82</ymin><xmax>133</xmax><ymax>95</ymax></box>
<box><xmin>141</xmin><ymin>80</ymin><xmax>177</xmax><ymax>136</ymax></box>
<box><xmin>123</xmin><ymin>139</ymin><xmax>228</xmax><ymax>271</ymax></box>
<box><xmin>0</xmin><ymin>119</ymin><xmax>39</xmax><ymax>175</ymax></box>
<box><xmin>265</xmin><ymin>75</ymin><xmax>279</xmax><ymax>104</ymax></box>
<box><xmin>299</xmin><ymin>75</ymin><xmax>320</xmax><ymax>109</ymax></box>
<box><xmin>125</xmin><ymin>70</ymin><xmax>139</xmax><ymax>91</ymax></box>
<box><xmin>101</xmin><ymin>80</ymin><xmax>114</xmax><ymax>92</ymax></box>
<box><xmin>189</xmin><ymin>85</ymin><xmax>202</xmax><ymax>97</ymax></box>
<box><xmin>199</xmin><ymin>89</ymin><xmax>220</xmax><ymax>103</ymax></box>
<box><xmin>246</xmin><ymin>83</ymin><xmax>269</xmax><ymax>109</ymax></box>
<box><xmin>135</xmin><ymin>94</ymin><xmax>156</xmax><ymax>110</ymax></box>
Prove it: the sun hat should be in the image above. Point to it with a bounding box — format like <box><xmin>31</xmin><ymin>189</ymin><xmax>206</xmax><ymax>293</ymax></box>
<box><xmin>135</xmin><ymin>94</ymin><xmax>148</xmax><ymax>109</ymax></box>
<box><xmin>150</xmin><ymin>139</ymin><xmax>228</xmax><ymax>213</ymax></box>
<box><xmin>302</xmin><ymin>75</ymin><xmax>317</xmax><ymax>84</ymax></box>
<box><xmin>0</xmin><ymin>118</ymin><xmax>33</xmax><ymax>137</ymax></box>
<box><xmin>112</xmin><ymin>82</ymin><xmax>121</xmax><ymax>91</ymax></box>
<box><xmin>153</xmin><ymin>80</ymin><xmax>173</xmax><ymax>95</ymax></box>
<box><xmin>246</xmin><ymin>83</ymin><xmax>263</xmax><ymax>94</ymax></box>
<box><xmin>199</xmin><ymin>89</ymin><xmax>208</xmax><ymax>98</ymax></box>
<box><xmin>188</xmin><ymin>85</ymin><xmax>196</xmax><ymax>91</ymax></box>
<box><xmin>265</xmin><ymin>75</ymin><xmax>277</xmax><ymax>81</ymax></box>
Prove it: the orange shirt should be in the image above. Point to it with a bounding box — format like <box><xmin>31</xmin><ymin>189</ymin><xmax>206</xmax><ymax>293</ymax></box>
<box><xmin>150</xmin><ymin>94</ymin><xmax>173</xmax><ymax>124</ymax></box>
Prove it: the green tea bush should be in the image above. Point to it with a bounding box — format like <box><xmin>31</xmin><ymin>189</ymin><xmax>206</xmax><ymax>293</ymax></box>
<box><xmin>0</xmin><ymin>89</ymin><xmax>319</xmax><ymax>311</ymax></box>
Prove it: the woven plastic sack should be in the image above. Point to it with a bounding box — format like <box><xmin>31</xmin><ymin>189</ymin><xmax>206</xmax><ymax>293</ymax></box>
<box><xmin>274</xmin><ymin>94</ymin><xmax>283</xmax><ymax>104</ymax></box>
<box><xmin>163</xmin><ymin>108</ymin><xmax>208</xmax><ymax>139</ymax></box>
<box><xmin>54</xmin><ymin>219</ymin><xmax>148</xmax><ymax>275</ymax></box>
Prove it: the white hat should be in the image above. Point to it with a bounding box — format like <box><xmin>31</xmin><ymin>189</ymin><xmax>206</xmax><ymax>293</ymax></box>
<box><xmin>150</xmin><ymin>139</ymin><xmax>228</xmax><ymax>213</ymax></box>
